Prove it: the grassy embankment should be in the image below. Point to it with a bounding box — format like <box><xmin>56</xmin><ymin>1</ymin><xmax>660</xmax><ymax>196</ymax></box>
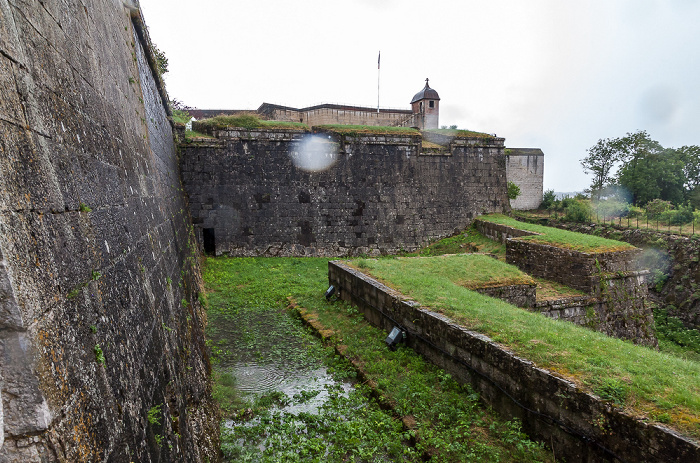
<box><xmin>348</xmin><ymin>253</ymin><xmax>700</xmax><ymax>439</ymax></box>
<box><xmin>478</xmin><ymin>213</ymin><xmax>635</xmax><ymax>252</ymax></box>
<box><xmin>196</xmin><ymin>114</ymin><xmax>309</xmax><ymax>132</ymax></box>
<box><xmin>204</xmin><ymin>257</ymin><xmax>552</xmax><ymax>462</ymax></box>
<box><xmin>424</xmin><ymin>128</ymin><xmax>496</xmax><ymax>139</ymax></box>
<box><xmin>315</xmin><ymin>124</ymin><xmax>420</xmax><ymax>136</ymax></box>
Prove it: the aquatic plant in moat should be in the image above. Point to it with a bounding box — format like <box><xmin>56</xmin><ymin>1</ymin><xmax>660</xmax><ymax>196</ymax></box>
<box><xmin>203</xmin><ymin>257</ymin><xmax>551</xmax><ymax>462</ymax></box>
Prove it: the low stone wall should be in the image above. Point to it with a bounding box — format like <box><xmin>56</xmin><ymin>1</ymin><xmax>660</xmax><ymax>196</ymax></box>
<box><xmin>474</xmin><ymin>284</ymin><xmax>536</xmax><ymax>308</ymax></box>
<box><xmin>328</xmin><ymin>261</ymin><xmax>699</xmax><ymax>463</ymax></box>
<box><xmin>474</xmin><ymin>219</ymin><xmax>539</xmax><ymax>244</ymax></box>
<box><xmin>534</xmin><ymin>296</ymin><xmax>597</xmax><ymax>324</ymax></box>
<box><xmin>505</xmin><ymin>239</ymin><xmax>642</xmax><ymax>294</ymax></box>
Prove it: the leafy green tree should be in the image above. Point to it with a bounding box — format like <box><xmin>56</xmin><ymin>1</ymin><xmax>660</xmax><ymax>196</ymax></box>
<box><xmin>580</xmin><ymin>137</ymin><xmax>622</xmax><ymax>200</ymax></box>
<box><xmin>617</xmin><ymin>146</ymin><xmax>685</xmax><ymax>206</ymax></box>
<box><xmin>677</xmin><ymin>145</ymin><xmax>700</xmax><ymax>194</ymax></box>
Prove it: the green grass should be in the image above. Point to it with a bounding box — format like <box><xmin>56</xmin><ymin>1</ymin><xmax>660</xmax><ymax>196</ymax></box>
<box><xmin>171</xmin><ymin>109</ymin><xmax>191</xmax><ymax>125</ymax></box>
<box><xmin>315</xmin><ymin>124</ymin><xmax>420</xmax><ymax>136</ymax></box>
<box><xmin>203</xmin><ymin>257</ymin><xmax>551</xmax><ymax>462</ymax></box>
<box><xmin>348</xmin><ymin>255</ymin><xmax>534</xmax><ymax>290</ymax></box>
<box><xmin>479</xmin><ymin>214</ymin><xmax>635</xmax><ymax>252</ymax></box>
<box><xmin>184</xmin><ymin>129</ymin><xmax>215</xmax><ymax>140</ymax></box>
<box><xmin>354</xmin><ymin>258</ymin><xmax>700</xmax><ymax>438</ymax></box>
<box><xmin>411</xmin><ymin>225</ymin><xmax>507</xmax><ymax>259</ymax></box>
<box><xmin>655</xmin><ymin>306</ymin><xmax>700</xmax><ymax>363</ymax></box>
<box><xmin>196</xmin><ymin>114</ymin><xmax>309</xmax><ymax>131</ymax></box>
<box><xmin>424</xmin><ymin>128</ymin><xmax>495</xmax><ymax>138</ymax></box>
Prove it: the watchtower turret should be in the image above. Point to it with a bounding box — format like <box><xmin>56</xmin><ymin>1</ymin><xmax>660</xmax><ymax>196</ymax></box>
<box><xmin>410</xmin><ymin>78</ymin><xmax>440</xmax><ymax>130</ymax></box>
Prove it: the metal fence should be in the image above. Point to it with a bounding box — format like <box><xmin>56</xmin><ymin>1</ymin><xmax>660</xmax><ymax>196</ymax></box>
<box><xmin>547</xmin><ymin>210</ymin><xmax>698</xmax><ymax>236</ymax></box>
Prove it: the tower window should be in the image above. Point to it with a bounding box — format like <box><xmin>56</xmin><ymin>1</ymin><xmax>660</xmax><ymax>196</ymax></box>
<box><xmin>429</xmin><ymin>100</ymin><xmax>435</xmax><ymax>108</ymax></box>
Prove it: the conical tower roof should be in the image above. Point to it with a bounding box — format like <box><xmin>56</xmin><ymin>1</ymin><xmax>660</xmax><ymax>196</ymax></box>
<box><xmin>411</xmin><ymin>78</ymin><xmax>440</xmax><ymax>104</ymax></box>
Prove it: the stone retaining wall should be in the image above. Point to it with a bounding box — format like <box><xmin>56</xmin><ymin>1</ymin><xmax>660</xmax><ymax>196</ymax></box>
<box><xmin>0</xmin><ymin>2</ymin><xmax>217</xmax><ymax>461</ymax></box>
<box><xmin>474</xmin><ymin>219</ymin><xmax>539</xmax><ymax>243</ymax></box>
<box><xmin>474</xmin><ymin>220</ymin><xmax>655</xmax><ymax>345</ymax></box>
<box><xmin>180</xmin><ymin>130</ymin><xmax>510</xmax><ymax>256</ymax></box>
<box><xmin>517</xmin><ymin>218</ymin><xmax>700</xmax><ymax>330</ymax></box>
<box><xmin>328</xmin><ymin>261</ymin><xmax>699</xmax><ymax>463</ymax></box>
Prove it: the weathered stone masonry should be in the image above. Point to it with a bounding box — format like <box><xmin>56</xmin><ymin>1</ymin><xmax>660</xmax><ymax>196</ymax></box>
<box><xmin>0</xmin><ymin>1</ymin><xmax>217</xmax><ymax>461</ymax></box>
<box><xmin>180</xmin><ymin>129</ymin><xmax>510</xmax><ymax>256</ymax></box>
<box><xmin>328</xmin><ymin>261</ymin><xmax>699</xmax><ymax>463</ymax></box>
<box><xmin>475</xmin><ymin>219</ymin><xmax>656</xmax><ymax>346</ymax></box>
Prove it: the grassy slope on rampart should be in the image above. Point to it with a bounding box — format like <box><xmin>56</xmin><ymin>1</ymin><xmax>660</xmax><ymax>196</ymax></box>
<box><xmin>479</xmin><ymin>214</ymin><xmax>635</xmax><ymax>252</ymax></box>
<box><xmin>315</xmin><ymin>124</ymin><xmax>420</xmax><ymax>136</ymax></box>
<box><xmin>349</xmin><ymin>255</ymin><xmax>700</xmax><ymax>439</ymax></box>
<box><xmin>424</xmin><ymin>128</ymin><xmax>495</xmax><ymax>139</ymax></box>
<box><xmin>196</xmin><ymin>114</ymin><xmax>309</xmax><ymax>131</ymax></box>
<box><xmin>352</xmin><ymin>254</ymin><xmax>534</xmax><ymax>290</ymax></box>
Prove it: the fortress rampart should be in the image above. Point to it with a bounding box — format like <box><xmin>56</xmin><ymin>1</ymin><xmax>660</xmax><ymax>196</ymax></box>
<box><xmin>179</xmin><ymin>128</ymin><xmax>510</xmax><ymax>256</ymax></box>
<box><xmin>0</xmin><ymin>1</ymin><xmax>217</xmax><ymax>461</ymax></box>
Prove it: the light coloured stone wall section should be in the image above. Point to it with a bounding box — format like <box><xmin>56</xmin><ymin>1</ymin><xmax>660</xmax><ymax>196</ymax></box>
<box><xmin>506</xmin><ymin>149</ymin><xmax>544</xmax><ymax>210</ymax></box>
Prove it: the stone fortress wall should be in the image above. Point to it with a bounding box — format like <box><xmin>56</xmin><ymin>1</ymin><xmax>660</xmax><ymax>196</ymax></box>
<box><xmin>506</xmin><ymin>148</ymin><xmax>544</xmax><ymax>210</ymax></box>
<box><xmin>180</xmin><ymin>127</ymin><xmax>510</xmax><ymax>256</ymax></box>
<box><xmin>0</xmin><ymin>1</ymin><xmax>217</xmax><ymax>461</ymax></box>
<box><xmin>258</xmin><ymin>103</ymin><xmax>415</xmax><ymax>128</ymax></box>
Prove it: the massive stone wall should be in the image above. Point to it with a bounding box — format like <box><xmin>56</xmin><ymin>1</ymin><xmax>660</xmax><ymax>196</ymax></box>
<box><xmin>506</xmin><ymin>149</ymin><xmax>544</xmax><ymax>210</ymax></box>
<box><xmin>180</xmin><ymin>129</ymin><xmax>510</xmax><ymax>256</ymax></box>
<box><xmin>328</xmin><ymin>261</ymin><xmax>699</xmax><ymax>463</ymax></box>
<box><xmin>0</xmin><ymin>1</ymin><xmax>217</xmax><ymax>461</ymax></box>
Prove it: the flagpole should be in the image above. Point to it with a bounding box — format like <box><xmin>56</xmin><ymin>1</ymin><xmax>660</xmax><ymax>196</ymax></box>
<box><xmin>377</xmin><ymin>51</ymin><xmax>380</xmax><ymax>114</ymax></box>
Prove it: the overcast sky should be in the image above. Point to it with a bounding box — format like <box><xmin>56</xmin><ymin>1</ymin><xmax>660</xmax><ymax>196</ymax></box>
<box><xmin>140</xmin><ymin>0</ymin><xmax>700</xmax><ymax>192</ymax></box>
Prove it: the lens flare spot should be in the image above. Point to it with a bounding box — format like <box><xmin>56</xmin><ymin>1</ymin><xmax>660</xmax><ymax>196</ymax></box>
<box><xmin>289</xmin><ymin>135</ymin><xmax>338</xmax><ymax>172</ymax></box>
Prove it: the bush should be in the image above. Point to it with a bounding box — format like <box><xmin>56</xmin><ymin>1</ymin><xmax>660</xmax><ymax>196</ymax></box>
<box><xmin>627</xmin><ymin>206</ymin><xmax>645</xmax><ymax>218</ymax></box>
<box><xmin>659</xmin><ymin>204</ymin><xmax>694</xmax><ymax>225</ymax></box>
<box><xmin>507</xmin><ymin>181</ymin><xmax>521</xmax><ymax>200</ymax></box>
<box><xmin>594</xmin><ymin>199</ymin><xmax>630</xmax><ymax>218</ymax></box>
<box><xmin>564</xmin><ymin>199</ymin><xmax>593</xmax><ymax>223</ymax></box>
<box><xmin>646</xmin><ymin>199</ymin><xmax>673</xmax><ymax>220</ymax></box>
<box><xmin>540</xmin><ymin>189</ymin><xmax>556</xmax><ymax>209</ymax></box>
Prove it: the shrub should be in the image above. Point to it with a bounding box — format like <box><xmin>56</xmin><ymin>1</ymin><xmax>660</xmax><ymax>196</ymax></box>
<box><xmin>564</xmin><ymin>199</ymin><xmax>593</xmax><ymax>223</ymax></box>
<box><xmin>507</xmin><ymin>181</ymin><xmax>521</xmax><ymax>200</ymax></box>
<box><xmin>540</xmin><ymin>189</ymin><xmax>556</xmax><ymax>209</ymax></box>
<box><xmin>594</xmin><ymin>199</ymin><xmax>630</xmax><ymax>218</ymax></box>
<box><xmin>646</xmin><ymin>199</ymin><xmax>673</xmax><ymax>220</ymax></box>
<box><xmin>627</xmin><ymin>206</ymin><xmax>645</xmax><ymax>218</ymax></box>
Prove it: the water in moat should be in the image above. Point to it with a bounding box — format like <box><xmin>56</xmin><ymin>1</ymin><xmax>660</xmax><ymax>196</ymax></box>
<box><xmin>213</xmin><ymin>308</ymin><xmax>353</xmax><ymax>416</ymax></box>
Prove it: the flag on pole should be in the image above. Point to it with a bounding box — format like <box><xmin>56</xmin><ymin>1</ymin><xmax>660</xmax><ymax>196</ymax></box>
<box><xmin>378</xmin><ymin>51</ymin><xmax>380</xmax><ymax>69</ymax></box>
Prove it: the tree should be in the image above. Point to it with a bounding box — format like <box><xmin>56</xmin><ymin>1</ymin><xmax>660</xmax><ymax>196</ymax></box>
<box><xmin>617</xmin><ymin>145</ymin><xmax>685</xmax><ymax>206</ymax></box>
<box><xmin>677</xmin><ymin>145</ymin><xmax>700</xmax><ymax>194</ymax></box>
<box><xmin>507</xmin><ymin>181</ymin><xmax>521</xmax><ymax>200</ymax></box>
<box><xmin>580</xmin><ymin>137</ymin><xmax>621</xmax><ymax>200</ymax></box>
<box><xmin>540</xmin><ymin>189</ymin><xmax>556</xmax><ymax>209</ymax></box>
